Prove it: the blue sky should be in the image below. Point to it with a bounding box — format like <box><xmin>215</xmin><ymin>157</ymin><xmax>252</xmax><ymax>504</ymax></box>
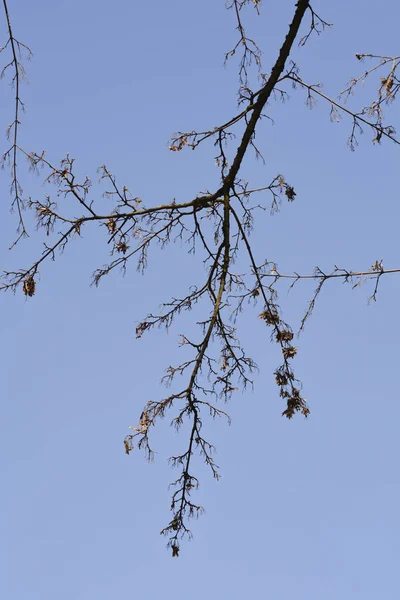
<box><xmin>1</xmin><ymin>1</ymin><xmax>400</xmax><ymax>598</ymax></box>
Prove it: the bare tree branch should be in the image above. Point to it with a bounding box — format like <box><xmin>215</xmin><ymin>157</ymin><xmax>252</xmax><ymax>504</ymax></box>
<box><xmin>2</xmin><ymin>0</ymin><xmax>400</xmax><ymax>556</ymax></box>
<box><xmin>1</xmin><ymin>0</ymin><xmax>32</xmax><ymax>243</ymax></box>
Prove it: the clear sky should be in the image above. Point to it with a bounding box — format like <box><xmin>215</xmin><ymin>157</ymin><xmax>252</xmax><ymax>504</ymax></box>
<box><xmin>1</xmin><ymin>1</ymin><xmax>400</xmax><ymax>598</ymax></box>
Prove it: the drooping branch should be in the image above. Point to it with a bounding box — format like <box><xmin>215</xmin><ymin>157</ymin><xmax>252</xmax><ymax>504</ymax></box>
<box><xmin>225</xmin><ymin>0</ymin><xmax>262</xmax><ymax>85</ymax></box>
<box><xmin>1</xmin><ymin>0</ymin><xmax>32</xmax><ymax>243</ymax></box>
<box><xmin>286</xmin><ymin>72</ymin><xmax>400</xmax><ymax>149</ymax></box>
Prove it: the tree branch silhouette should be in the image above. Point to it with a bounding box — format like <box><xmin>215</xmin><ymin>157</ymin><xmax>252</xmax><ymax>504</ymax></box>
<box><xmin>2</xmin><ymin>0</ymin><xmax>400</xmax><ymax>555</ymax></box>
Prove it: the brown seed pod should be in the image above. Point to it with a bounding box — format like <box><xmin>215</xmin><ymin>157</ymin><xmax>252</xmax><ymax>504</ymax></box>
<box><xmin>23</xmin><ymin>276</ymin><xmax>36</xmax><ymax>297</ymax></box>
